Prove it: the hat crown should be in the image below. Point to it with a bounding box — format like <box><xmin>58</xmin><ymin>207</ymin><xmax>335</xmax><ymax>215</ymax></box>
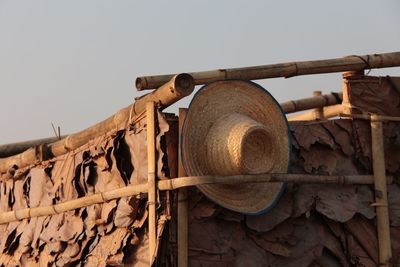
<box><xmin>205</xmin><ymin>113</ymin><xmax>275</xmax><ymax>175</ymax></box>
<box><xmin>181</xmin><ymin>80</ymin><xmax>290</xmax><ymax>214</ymax></box>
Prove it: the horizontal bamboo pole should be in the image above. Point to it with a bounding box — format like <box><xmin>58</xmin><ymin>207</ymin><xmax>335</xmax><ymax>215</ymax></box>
<box><xmin>136</xmin><ymin>51</ymin><xmax>400</xmax><ymax>90</ymax></box>
<box><xmin>288</xmin><ymin>104</ymin><xmax>343</xmax><ymax>121</ymax></box>
<box><xmin>0</xmin><ymin>173</ymin><xmax>390</xmax><ymax>224</ymax></box>
<box><xmin>0</xmin><ymin>135</ymin><xmax>67</xmax><ymax>158</ymax></box>
<box><xmin>0</xmin><ymin>91</ymin><xmax>343</xmax><ymax>159</ymax></box>
<box><xmin>0</xmin><ymin>74</ymin><xmax>195</xmax><ymax>174</ymax></box>
<box><xmin>280</xmin><ymin>92</ymin><xmax>342</xmax><ymax>114</ymax></box>
<box><xmin>341</xmin><ymin>113</ymin><xmax>400</xmax><ymax>122</ymax></box>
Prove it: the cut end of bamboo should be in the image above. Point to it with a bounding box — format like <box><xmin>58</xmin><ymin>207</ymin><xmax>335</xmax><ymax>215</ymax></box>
<box><xmin>135</xmin><ymin>77</ymin><xmax>148</xmax><ymax>91</ymax></box>
<box><xmin>136</xmin><ymin>74</ymin><xmax>175</xmax><ymax>91</ymax></box>
<box><xmin>136</xmin><ymin>73</ymin><xmax>195</xmax><ymax>95</ymax></box>
<box><xmin>172</xmin><ymin>73</ymin><xmax>195</xmax><ymax>97</ymax></box>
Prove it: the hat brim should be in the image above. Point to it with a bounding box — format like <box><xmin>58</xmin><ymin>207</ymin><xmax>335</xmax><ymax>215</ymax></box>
<box><xmin>181</xmin><ymin>80</ymin><xmax>291</xmax><ymax>215</ymax></box>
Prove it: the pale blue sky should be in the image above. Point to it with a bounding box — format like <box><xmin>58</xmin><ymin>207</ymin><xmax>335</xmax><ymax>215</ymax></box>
<box><xmin>0</xmin><ymin>1</ymin><xmax>399</xmax><ymax>144</ymax></box>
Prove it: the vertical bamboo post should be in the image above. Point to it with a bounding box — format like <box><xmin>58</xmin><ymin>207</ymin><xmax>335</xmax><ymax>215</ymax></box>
<box><xmin>313</xmin><ymin>91</ymin><xmax>323</xmax><ymax>119</ymax></box>
<box><xmin>370</xmin><ymin>114</ymin><xmax>392</xmax><ymax>266</ymax></box>
<box><xmin>341</xmin><ymin>70</ymin><xmax>364</xmax><ymax>115</ymax></box>
<box><xmin>178</xmin><ymin>108</ymin><xmax>188</xmax><ymax>267</ymax></box>
<box><xmin>147</xmin><ymin>101</ymin><xmax>157</xmax><ymax>265</ymax></box>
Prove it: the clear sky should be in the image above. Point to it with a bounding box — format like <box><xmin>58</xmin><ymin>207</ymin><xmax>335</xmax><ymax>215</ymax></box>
<box><xmin>0</xmin><ymin>1</ymin><xmax>399</xmax><ymax>144</ymax></box>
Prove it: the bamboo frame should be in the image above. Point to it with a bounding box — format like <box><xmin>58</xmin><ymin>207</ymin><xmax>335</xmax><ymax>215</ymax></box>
<box><xmin>135</xmin><ymin>52</ymin><xmax>400</xmax><ymax>90</ymax></box>
<box><xmin>280</xmin><ymin>92</ymin><xmax>342</xmax><ymax>114</ymax></box>
<box><xmin>0</xmin><ymin>91</ymin><xmax>343</xmax><ymax>159</ymax></box>
<box><xmin>177</xmin><ymin>108</ymin><xmax>188</xmax><ymax>267</ymax></box>
<box><xmin>0</xmin><ymin>135</ymin><xmax>66</xmax><ymax>158</ymax></box>
<box><xmin>0</xmin><ymin>173</ymin><xmax>390</xmax><ymax>225</ymax></box>
<box><xmin>147</xmin><ymin>102</ymin><xmax>157</xmax><ymax>265</ymax></box>
<box><xmin>370</xmin><ymin>114</ymin><xmax>392</xmax><ymax>266</ymax></box>
<box><xmin>288</xmin><ymin>104</ymin><xmax>343</xmax><ymax>121</ymax></box>
<box><xmin>0</xmin><ymin>74</ymin><xmax>195</xmax><ymax>174</ymax></box>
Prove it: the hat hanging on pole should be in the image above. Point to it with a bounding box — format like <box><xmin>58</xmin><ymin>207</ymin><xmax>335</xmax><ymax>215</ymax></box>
<box><xmin>181</xmin><ymin>80</ymin><xmax>291</xmax><ymax>215</ymax></box>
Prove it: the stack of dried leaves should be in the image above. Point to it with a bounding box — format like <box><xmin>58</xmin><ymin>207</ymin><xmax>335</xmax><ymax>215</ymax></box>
<box><xmin>0</xmin><ymin>113</ymin><xmax>169</xmax><ymax>266</ymax></box>
<box><xmin>180</xmin><ymin>119</ymin><xmax>400</xmax><ymax>267</ymax></box>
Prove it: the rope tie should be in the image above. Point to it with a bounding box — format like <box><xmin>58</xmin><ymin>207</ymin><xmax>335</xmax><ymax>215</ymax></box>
<box><xmin>348</xmin><ymin>55</ymin><xmax>372</xmax><ymax>75</ymax></box>
<box><xmin>14</xmin><ymin>209</ymin><xmax>22</xmax><ymax>220</ymax></box>
<box><xmin>52</xmin><ymin>205</ymin><xmax>60</xmax><ymax>214</ymax></box>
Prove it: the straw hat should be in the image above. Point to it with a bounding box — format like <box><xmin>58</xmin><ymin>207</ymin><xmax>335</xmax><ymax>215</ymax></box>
<box><xmin>181</xmin><ymin>80</ymin><xmax>291</xmax><ymax>215</ymax></box>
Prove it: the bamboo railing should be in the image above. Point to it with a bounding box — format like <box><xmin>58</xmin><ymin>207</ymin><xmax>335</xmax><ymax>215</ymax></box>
<box><xmin>0</xmin><ymin>173</ymin><xmax>386</xmax><ymax>225</ymax></box>
<box><xmin>0</xmin><ymin>135</ymin><xmax>66</xmax><ymax>158</ymax></box>
<box><xmin>0</xmin><ymin>91</ymin><xmax>342</xmax><ymax>158</ymax></box>
<box><xmin>0</xmin><ymin>74</ymin><xmax>195</xmax><ymax>174</ymax></box>
<box><xmin>136</xmin><ymin>51</ymin><xmax>400</xmax><ymax>90</ymax></box>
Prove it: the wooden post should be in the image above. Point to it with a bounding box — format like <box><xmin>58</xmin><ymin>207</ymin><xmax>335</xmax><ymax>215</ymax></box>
<box><xmin>147</xmin><ymin>101</ymin><xmax>157</xmax><ymax>265</ymax></box>
<box><xmin>312</xmin><ymin>91</ymin><xmax>323</xmax><ymax>119</ymax></box>
<box><xmin>370</xmin><ymin>114</ymin><xmax>392</xmax><ymax>266</ymax></box>
<box><xmin>178</xmin><ymin>108</ymin><xmax>188</xmax><ymax>267</ymax></box>
<box><xmin>341</xmin><ymin>70</ymin><xmax>364</xmax><ymax>115</ymax></box>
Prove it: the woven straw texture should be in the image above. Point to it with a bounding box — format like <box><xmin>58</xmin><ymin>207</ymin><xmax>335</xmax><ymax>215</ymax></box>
<box><xmin>181</xmin><ymin>80</ymin><xmax>290</xmax><ymax>214</ymax></box>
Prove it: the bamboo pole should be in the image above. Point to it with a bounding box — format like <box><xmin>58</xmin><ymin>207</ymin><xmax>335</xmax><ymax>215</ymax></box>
<box><xmin>0</xmin><ymin>74</ymin><xmax>195</xmax><ymax>174</ymax></box>
<box><xmin>136</xmin><ymin>51</ymin><xmax>400</xmax><ymax>90</ymax></box>
<box><xmin>341</xmin><ymin>113</ymin><xmax>400</xmax><ymax>122</ymax></box>
<box><xmin>288</xmin><ymin>104</ymin><xmax>343</xmax><ymax>121</ymax></box>
<box><xmin>0</xmin><ymin>91</ymin><xmax>343</xmax><ymax>159</ymax></box>
<box><xmin>370</xmin><ymin>114</ymin><xmax>392</xmax><ymax>266</ymax></box>
<box><xmin>0</xmin><ymin>135</ymin><xmax>66</xmax><ymax>158</ymax></box>
<box><xmin>147</xmin><ymin>102</ymin><xmax>157</xmax><ymax>265</ymax></box>
<box><xmin>280</xmin><ymin>92</ymin><xmax>342</xmax><ymax>114</ymax></box>
<box><xmin>0</xmin><ymin>173</ymin><xmax>390</xmax><ymax>225</ymax></box>
<box><xmin>341</xmin><ymin>70</ymin><xmax>365</xmax><ymax>115</ymax></box>
<box><xmin>177</xmin><ymin>108</ymin><xmax>188</xmax><ymax>267</ymax></box>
